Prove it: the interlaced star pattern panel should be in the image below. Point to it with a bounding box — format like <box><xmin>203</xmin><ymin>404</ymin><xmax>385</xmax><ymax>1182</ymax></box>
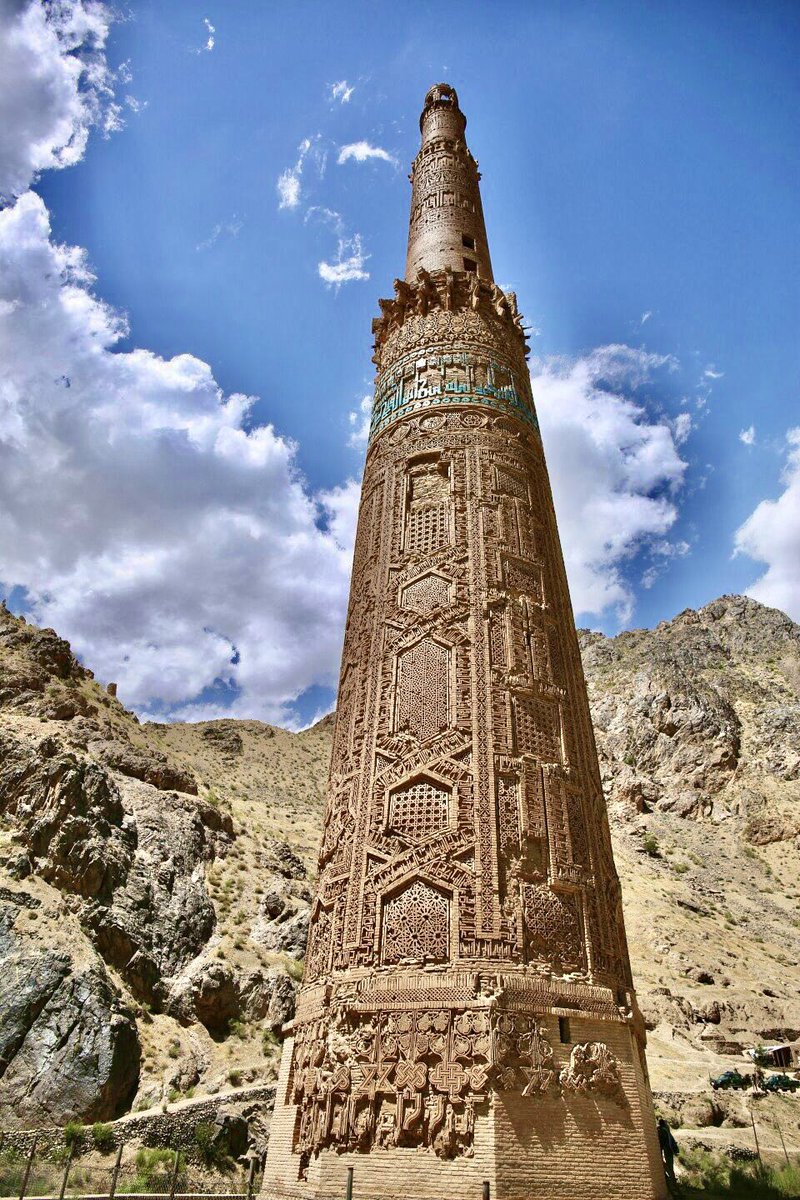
<box><xmin>263</xmin><ymin>83</ymin><xmax>666</xmax><ymax>1200</ymax></box>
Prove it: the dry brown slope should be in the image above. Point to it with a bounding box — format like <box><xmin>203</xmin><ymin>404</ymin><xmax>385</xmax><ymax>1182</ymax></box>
<box><xmin>1</xmin><ymin>593</ymin><xmax>798</xmax><ymax>1150</ymax></box>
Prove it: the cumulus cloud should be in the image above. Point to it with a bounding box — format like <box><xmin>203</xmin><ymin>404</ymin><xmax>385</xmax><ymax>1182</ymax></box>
<box><xmin>739</xmin><ymin>425</ymin><xmax>755</xmax><ymax>446</ymax></box>
<box><xmin>0</xmin><ymin>0</ymin><xmax>121</xmax><ymax>201</ymax></box>
<box><xmin>734</xmin><ymin>428</ymin><xmax>800</xmax><ymax>621</ymax></box>
<box><xmin>348</xmin><ymin>395</ymin><xmax>372</xmax><ymax>446</ymax></box>
<box><xmin>329</xmin><ymin>79</ymin><xmax>354</xmax><ymax>104</ymax></box>
<box><xmin>337</xmin><ymin>141</ymin><xmax>397</xmax><ymax>166</ymax></box>
<box><xmin>532</xmin><ymin>345</ymin><xmax>689</xmax><ymax>622</ymax></box>
<box><xmin>0</xmin><ymin>192</ymin><xmax>356</xmax><ymax>724</ymax></box>
<box><xmin>318</xmin><ymin>232</ymin><xmax>369</xmax><ymax>285</ymax></box>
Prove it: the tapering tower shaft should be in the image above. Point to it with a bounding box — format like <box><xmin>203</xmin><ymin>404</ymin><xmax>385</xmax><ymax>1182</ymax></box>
<box><xmin>405</xmin><ymin>84</ymin><xmax>493</xmax><ymax>281</ymax></box>
<box><xmin>263</xmin><ymin>84</ymin><xmax>666</xmax><ymax>1200</ymax></box>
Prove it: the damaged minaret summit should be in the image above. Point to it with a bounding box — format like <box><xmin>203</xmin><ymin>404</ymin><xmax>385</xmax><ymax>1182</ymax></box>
<box><xmin>263</xmin><ymin>84</ymin><xmax>666</xmax><ymax>1200</ymax></box>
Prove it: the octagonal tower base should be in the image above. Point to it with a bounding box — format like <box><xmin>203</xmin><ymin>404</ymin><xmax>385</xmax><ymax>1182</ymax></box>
<box><xmin>263</xmin><ymin>974</ymin><xmax>666</xmax><ymax>1200</ymax></box>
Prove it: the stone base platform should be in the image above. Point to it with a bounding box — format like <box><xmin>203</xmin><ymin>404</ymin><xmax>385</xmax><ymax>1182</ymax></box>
<box><xmin>262</xmin><ymin>1004</ymin><xmax>667</xmax><ymax>1200</ymax></box>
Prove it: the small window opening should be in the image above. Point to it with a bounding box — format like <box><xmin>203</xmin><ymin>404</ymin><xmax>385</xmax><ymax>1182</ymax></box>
<box><xmin>559</xmin><ymin>1016</ymin><xmax>571</xmax><ymax>1044</ymax></box>
<box><xmin>462</xmin><ymin>234</ymin><xmax>475</xmax><ymax>250</ymax></box>
<box><xmin>463</xmin><ymin>257</ymin><xmax>478</xmax><ymax>273</ymax></box>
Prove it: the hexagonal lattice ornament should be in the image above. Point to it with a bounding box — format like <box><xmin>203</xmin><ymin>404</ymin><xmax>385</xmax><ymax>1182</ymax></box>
<box><xmin>400</xmin><ymin>572</ymin><xmax>451</xmax><ymax>613</ymax></box>
<box><xmin>388</xmin><ymin>776</ymin><xmax>450</xmax><ymax>841</ymax></box>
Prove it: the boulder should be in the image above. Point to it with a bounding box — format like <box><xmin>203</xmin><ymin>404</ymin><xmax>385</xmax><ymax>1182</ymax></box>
<box><xmin>0</xmin><ymin>913</ymin><xmax>140</xmax><ymax>1126</ymax></box>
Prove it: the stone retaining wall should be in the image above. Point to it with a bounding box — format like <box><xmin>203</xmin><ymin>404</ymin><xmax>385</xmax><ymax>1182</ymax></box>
<box><xmin>0</xmin><ymin>1084</ymin><xmax>277</xmax><ymax>1157</ymax></box>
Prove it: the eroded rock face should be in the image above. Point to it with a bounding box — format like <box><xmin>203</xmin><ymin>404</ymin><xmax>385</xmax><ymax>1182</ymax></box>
<box><xmin>0</xmin><ymin>904</ymin><xmax>140</xmax><ymax>1125</ymax></box>
<box><xmin>0</xmin><ymin>724</ymin><xmax>219</xmax><ymax>1007</ymax></box>
<box><xmin>83</xmin><ymin>781</ymin><xmax>218</xmax><ymax>1005</ymax></box>
<box><xmin>582</xmin><ymin>595</ymin><xmax>800</xmax><ymax>833</ymax></box>
<box><xmin>0</xmin><ymin>729</ymin><xmax>133</xmax><ymax>900</ymax></box>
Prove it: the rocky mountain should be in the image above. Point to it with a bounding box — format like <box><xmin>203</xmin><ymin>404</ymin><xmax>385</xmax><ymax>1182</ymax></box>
<box><xmin>0</xmin><ymin>594</ymin><xmax>798</xmax><ymax>1149</ymax></box>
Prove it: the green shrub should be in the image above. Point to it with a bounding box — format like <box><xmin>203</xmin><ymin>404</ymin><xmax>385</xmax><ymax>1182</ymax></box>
<box><xmin>262</xmin><ymin>1027</ymin><xmax>279</xmax><ymax>1053</ymax></box>
<box><xmin>194</xmin><ymin>1123</ymin><xmax>231</xmax><ymax>1169</ymax></box>
<box><xmin>91</xmin><ymin>1122</ymin><xmax>115</xmax><ymax>1152</ymax></box>
<box><xmin>64</xmin><ymin>1122</ymin><xmax>84</xmax><ymax>1151</ymax></box>
<box><xmin>227</xmin><ymin>1068</ymin><xmax>243</xmax><ymax>1087</ymax></box>
<box><xmin>284</xmin><ymin>956</ymin><xmax>304</xmax><ymax>982</ymax></box>
<box><xmin>642</xmin><ymin>833</ymin><xmax>660</xmax><ymax>858</ymax></box>
<box><xmin>129</xmin><ymin>1148</ymin><xmax>183</xmax><ymax>1190</ymax></box>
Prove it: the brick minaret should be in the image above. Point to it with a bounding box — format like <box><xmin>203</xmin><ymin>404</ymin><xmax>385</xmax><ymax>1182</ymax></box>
<box><xmin>263</xmin><ymin>83</ymin><xmax>666</xmax><ymax>1200</ymax></box>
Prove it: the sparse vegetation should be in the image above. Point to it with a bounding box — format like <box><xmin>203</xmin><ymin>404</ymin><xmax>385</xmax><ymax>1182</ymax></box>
<box><xmin>91</xmin><ymin>1122</ymin><xmax>115</xmax><ymax>1152</ymax></box>
<box><xmin>64</xmin><ymin>1121</ymin><xmax>85</xmax><ymax>1151</ymax></box>
<box><xmin>194</xmin><ymin>1123</ymin><xmax>232</xmax><ymax>1170</ymax></box>
<box><xmin>642</xmin><ymin>833</ymin><xmax>661</xmax><ymax>858</ymax></box>
<box><xmin>678</xmin><ymin>1145</ymin><xmax>800</xmax><ymax>1197</ymax></box>
<box><xmin>126</xmin><ymin>1148</ymin><xmax>183</xmax><ymax>1192</ymax></box>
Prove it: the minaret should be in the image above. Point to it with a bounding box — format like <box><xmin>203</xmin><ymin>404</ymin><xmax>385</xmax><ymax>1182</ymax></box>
<box><xmin>263</xmin><ymin>84</ymin><xmax>666</xmax><ymax>1200</ymax></box>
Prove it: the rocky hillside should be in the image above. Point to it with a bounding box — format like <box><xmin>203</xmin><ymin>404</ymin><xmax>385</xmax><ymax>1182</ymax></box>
<box><xmin>0</xmin><ymin>594</ymin><xmax>798</xmax><ymax>1144</ymax></box>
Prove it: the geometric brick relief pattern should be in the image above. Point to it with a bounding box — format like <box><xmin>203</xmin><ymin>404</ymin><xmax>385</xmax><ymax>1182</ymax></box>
<box><xmin>488</xmin><ymin>606</ymin><xmax>507</xmax><ymax>666</ymax></box>
<box><xmin>395</xmin><ymin>638</ymin><xmax>450</xmax><ymax>742</ymax></box>
<box><xmin>513</xmin><ymin>692</ymin><xmax>562</xmax><ymax>762</ymax></box>
<box><xmin>496</xmin><ymin>774</ymin><xmax>520</xmax><ymax>853</ymax></box>
<box><xmin>495</xmin><ymin>464</ymin><xmax>528</xmax><ymax>502</ymax></box>
<box><xmin>522</xmin><ymin>884</ymin><xmax>585</xmax><ymax>969</ymax></box>
<box><xmin>400</xmin><ymin>571</ymin><xmax>451</xmax><ymax>613</ymax></box>
<box><xmin>405</xmin><ymin>463</ymin><xmax>451</xmax><ymax>556</ymax></box>
<box><xmin>263</xmin><ymin>83</ymin><xmax>662</xmax><ymax>1198</ymax></box>
<box><xmin>304</xmin><ymin>905</ymin><xmax>332</xmax><ymax>981</ymax></box>
<box><xmin>406</xmin><ymin>501</ymin><xmax>450</xmax><ymax>556</ymax></box>
<box><xmin>502</xmin><ymin>555</ymin><xmax>543</xmax><ymax>603</ymax></box>
<box><xmin>388</xmin><ymin>776</ymin><xmax>450</xmax><ymax>842</ymax></box>
<box><xmin>381</xmin><ymin>879</ymin><xmax>449</xmax><ymax>964</ymax></box>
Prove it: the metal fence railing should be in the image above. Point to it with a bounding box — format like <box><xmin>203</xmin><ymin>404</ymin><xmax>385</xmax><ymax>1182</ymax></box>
<box><xmin>0</xmin><ymin>1140</ymin><xmax>261</xmax><ymax>1200</ymax></box>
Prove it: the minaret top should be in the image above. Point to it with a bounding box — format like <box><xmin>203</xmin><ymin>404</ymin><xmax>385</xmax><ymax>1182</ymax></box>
<box><xmin>419</xmin><ymin>82</ymin><xmax>466</xmax><ymax>139</ymax></box>
<box><xmin>405</xmin><ymin>82</ymin><xmax>493</xmax><ymax>282</ymax></box>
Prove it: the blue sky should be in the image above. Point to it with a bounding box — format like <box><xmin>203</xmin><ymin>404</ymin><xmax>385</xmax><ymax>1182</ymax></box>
<box><xmin>0</xmin><ymin>0</ymin><xmax>798</xmax><ymax>726</ymax></box>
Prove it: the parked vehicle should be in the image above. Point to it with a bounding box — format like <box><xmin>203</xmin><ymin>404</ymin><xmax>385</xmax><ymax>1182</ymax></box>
<box><xmin>710</xmin><ymin>1070</ymin><xmax>751</xmax><ymax>1090</ymax></box>
<box><xmin>763</xmin><ymin>1073</ymin><xmax>800</xmax><ymax>1093</ymax></box>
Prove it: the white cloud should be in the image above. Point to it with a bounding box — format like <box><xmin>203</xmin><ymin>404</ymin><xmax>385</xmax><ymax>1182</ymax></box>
<box><xmin>532</xmin><ymin>345</ymin><xmax>689</xmax><ymax>623</ymax></box>
<box><xmin>704</xmin><ymin>365</ymin><xmax>724</xmax><ymax>379</ymax></box>
<box><xmin>640</xmin><ymin>539</ymin><xmax>691</xmax><ymax>589</ymax></box>
<box><xmin>196</xmin><ymin>17</ymin><xmax>215</xmax><ymax>53</ymax></box>
<box><xmin>0</xmin><ymin>0</ymin><xmax>121</xmax><ymax>201</ymax></box>
<box><xmin>672</xmin><ymin>412</ymin><xmax>693</xmax><ymax>445</ymax></box>
<box><xmin>276</xmin><ymin>135</ymin><xmax>323</xmax><ymax>211</ymax></box>
<box><xmin>337</xmin><ymin>141</ymin><xmax>397</xmax><ymax>166</ymax></box>
<box><xmin>329</xmin><ymin>80</ymin><xmax>354</xmax><ymax>104</ymax></box>
<box><xmin>0</xmin><ymin>191</ymin><xmax>356</xmax><ymax>725</ymax></box>
<box><xmin>318</xmin><ymin>233</ymin><xmax>370</xmax><ymax>285</ymax></box>
<box><xmin>639</xmin><ymin>310</ymin><xmax>652</xmax><ymax>326</ymax></box>
<box><xmin>348</xmin><ymin>395</ymin><xmax>372</xmax><ymax>446</ymax></box>
<box><xmin>276</xmin><ymin>168</ymin><xmax>301</xmax><ymax>210</ymax></box>
<box><xmin>195</xmin><ymin>215</ymin><xmax>243</xmax><ymax>252</ymax></box>
<box><xmin>734</xmin><ymin>428</ymin><xmax>800</xmax><ymax>621</ymax></box>
<box><xmin>739</xmin><ymin>425</ymin><xmax>755</xmax><ymax>446</ymax></box>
